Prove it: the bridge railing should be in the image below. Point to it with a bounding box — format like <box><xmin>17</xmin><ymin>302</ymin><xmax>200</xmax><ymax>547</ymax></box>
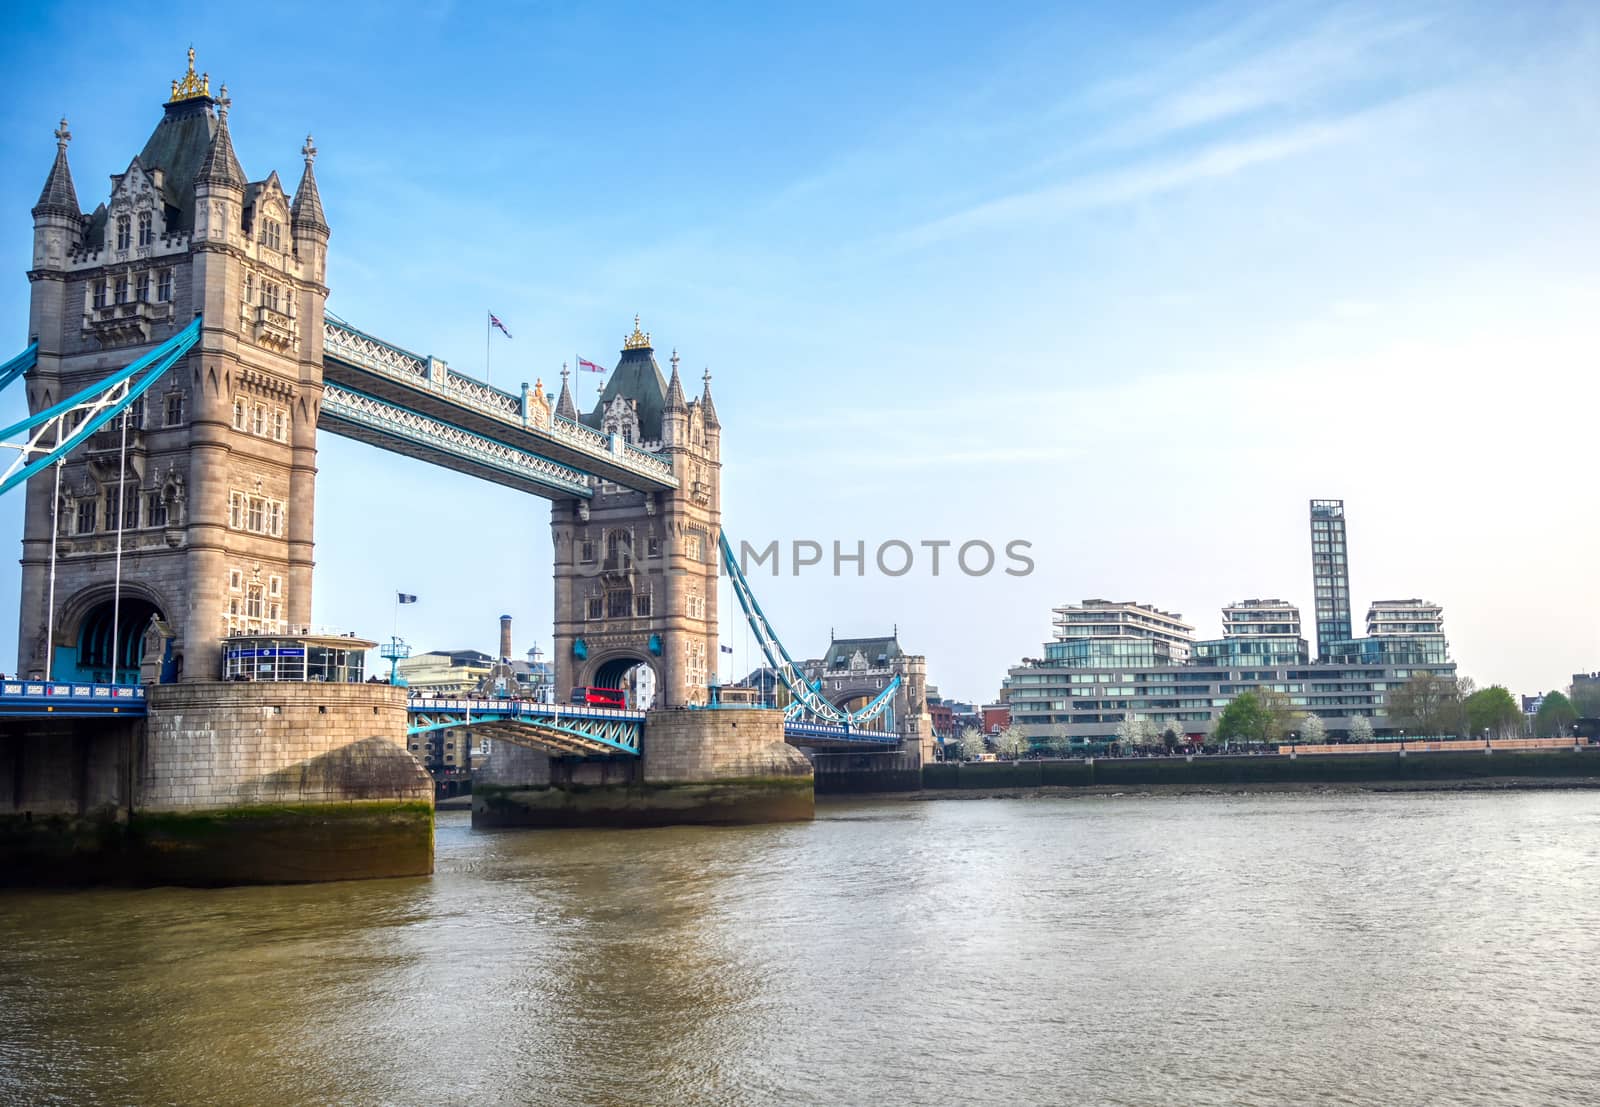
<box><xmin>408</xmin><ymin>695</ymin><xmax>645</xmax><ymax>721</ymax></box>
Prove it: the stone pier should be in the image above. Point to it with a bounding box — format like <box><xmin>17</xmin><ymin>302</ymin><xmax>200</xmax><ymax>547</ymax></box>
<box><xmin>0</xmin><ymin>682</ymin><xmax>433</xmax><ymax>886</ymax></box>
<box><xmin>473</xmin><ymin>706</ymin><xmax>813</xmax><ymax>828</ymax></box>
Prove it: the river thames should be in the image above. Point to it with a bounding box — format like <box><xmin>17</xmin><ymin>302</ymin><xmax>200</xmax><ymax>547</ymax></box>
<box><xmin>3</xmin><ymin>790</ymin><xmax>1599</xmax><ymax>1106</ymax></box>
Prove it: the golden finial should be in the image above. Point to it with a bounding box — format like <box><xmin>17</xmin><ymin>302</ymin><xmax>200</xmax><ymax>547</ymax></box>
<box><xmin>168</xmin><ymin>46</ymin><xmax>212</xmax><ymax>103</ymax></box>
<box><xmin>623</xmin><ymin>313</ymin><xmax>651</xmax><ymax>350</ymax></box>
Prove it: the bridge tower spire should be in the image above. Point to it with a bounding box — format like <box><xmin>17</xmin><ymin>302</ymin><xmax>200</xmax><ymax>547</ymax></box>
<box><xmin>14</xmin><ymin>52</ymin><xmax>332</xmax><ymax>682</ymax></box>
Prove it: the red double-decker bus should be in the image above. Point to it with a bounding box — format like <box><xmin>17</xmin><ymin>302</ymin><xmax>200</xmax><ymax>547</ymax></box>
<box><xmin>570</xmin><ymin>686</ymin><xmax>627</xmax><ymax>708</ymax></box>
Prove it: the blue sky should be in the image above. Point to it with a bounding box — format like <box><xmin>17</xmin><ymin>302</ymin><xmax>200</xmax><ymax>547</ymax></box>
<box><xmin>1</xmin><ymin>1</ymin><xmax>1596</xmax><ymax>700</ymax></box>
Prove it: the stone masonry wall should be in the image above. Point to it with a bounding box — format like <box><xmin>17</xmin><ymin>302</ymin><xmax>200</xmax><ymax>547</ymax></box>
<box><xmin>642</xmin><ymin>707</ymin><xmax>812</xmax><ymax>784</ymax></box>
<box><xmin>140</xmin><ymin>682</ymin><xmax>431</xmax><ymax>811</ymax></box>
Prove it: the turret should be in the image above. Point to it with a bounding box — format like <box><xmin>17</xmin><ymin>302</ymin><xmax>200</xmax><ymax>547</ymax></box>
<box><xmin>32</xmin><ymin>118</ymin><xmax>83</xmax><ymax>275</ymax></box>
<box><xmin>554</xmin><ymin>364</ymin><xmax>578</xmax><ymax>421</ymax></box>
<box><xmin>290</xmin><ymin>135</ymin><xmax>329</xmax><ymax>282</ymax></box>
<box><xmin>699</xmin><ymin>367</ymin><xmax>720</xmax><ymax>449</ymax></box>
<box><xmin>193</xmin><ymin>82</ymin><xmax>245</xmax><ymax>245</ymax></box>
<box><xmin>662</xmin><ymin>347</ymin><xmax>688</xmax><ymax>449</ymax></box>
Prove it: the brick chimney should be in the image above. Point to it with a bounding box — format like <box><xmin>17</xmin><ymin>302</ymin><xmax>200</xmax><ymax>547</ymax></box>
<box><xmin>499</xmin><ymin>615</ymin><xmax>513</xmax><ymax>663</ymax></box>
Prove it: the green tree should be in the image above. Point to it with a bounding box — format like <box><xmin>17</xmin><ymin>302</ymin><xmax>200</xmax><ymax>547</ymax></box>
<box><xmin>1464</xmin><ymin>685</ymin><xmax>1523</xmax><ymax>739</ymax></box>
<box><xmin>1298</xmin><ymin>714</ymin><xmax>1327</xmax><ymax>744</ymax></box>
<box><xmin>1348</xmin><ymin>716</ymin><xmax>1375</xmax><ymax>743</ymax></box>
<box><xmin>1161</xmin><ymin>722</ymin><xmax>1184</xmax><ymax>752</ymax></box>
<box><xmin>1256</xmin><ymin>688</ymin><xmax>1297</xmax><ymax>746</ymax></box>
<box><xmin>1214</xmin><ymin>693</ymin><xmax>1268</xmax><ymax>747</ymax></box>
<box><xmin>1389</xmin><ymin>673</ymin><xmax>1456</xmax><ymax>736</ymax></box>
<box><xmin>1534</xmin><ymin>692</ymin><xmax>1577</xmax><ymax>738</ymax></box>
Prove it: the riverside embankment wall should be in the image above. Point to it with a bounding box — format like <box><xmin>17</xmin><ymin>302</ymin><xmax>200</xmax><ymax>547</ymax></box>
<box><xmin>815</xmin><ymin>747</ymin><xmax>1600</xmax><ymax>795</ymax></box>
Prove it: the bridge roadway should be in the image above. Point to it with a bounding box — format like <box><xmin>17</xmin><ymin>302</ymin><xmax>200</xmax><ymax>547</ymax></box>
<box><xmin>409</xmin><ymin>696</ymin><xmax>903</xmax><ymax>756</ymax></box>
<box><xmin>320</xmin><ymin>319</ymin><xmax>678</xmax><ymax>497</ymax></box>
<box><xmin>0</xmin><ymin>679</ymin><xmax>147</xmax><ymax>717</ymax></box>
<box><xmin>0</xmin><ymin>682</ymin><xmax>901</xmax><ymax>752</ymax></box>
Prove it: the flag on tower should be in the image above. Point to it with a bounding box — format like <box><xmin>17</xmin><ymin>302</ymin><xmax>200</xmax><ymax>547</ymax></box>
<box><xmin>720</xmin><ymin>644</ymin><xmax>734</xmax><ymax>654</ymax></box>
<box><xmin>397</xmin><ymin>593</ymin><xmax>418</xmax><ymax>604</ymax></box>
<box><xmin>489</xmin><ymin>313</ymin><xmax>512</xmax><ymax>339</ymax></box>
<box><xmin>576</xmin><ymin>357</ymin><xmax>607</xmax><ymax>373</ymax></box>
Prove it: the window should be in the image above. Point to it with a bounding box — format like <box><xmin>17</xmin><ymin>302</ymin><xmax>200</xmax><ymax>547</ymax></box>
<box><xmin>125</xmin><ymin>398</ymin><xmax>144</xmax><ymax>429</ymax></box>
<box><xmin>268</xmin><ymin>575</ymin><xmax>282</xmax><ymax>598</ymax></box>
<box><xmin>266</xmin><ymin>500</ymin><xmax>282</xmax><ymax>537</ymax></box>
<box><xmin>146</xmin><ymin>492</ymin><xmax>167</xmax><ymax>528</ymax></box>
<box><xmin>92</xmin><ymin>281</ymin><xmax>107</xmax><ymax>309</ymax></box>
<box><xmin>263</xmin><ymin>282</ymin><xmax>280</xmax><ymax>312</ymax></box>
<box><xmin>684</xmin><ymin>532</ymin><xmax>705</xmax><ymax>561</ymax></box>
<box><xmin>243</xmin><ymin>272</ymin><xmax>253</xmax><ymax>303</ymax></box>
<box><xmin>586</xmin><ymin>596</ymin><xmax>603</xmax><ymax>619</ymax></box>
<box><xmin>252</xmin><ymin>404</ymin><xmax>267</xmax><ymax>436</ymax></box>
<box><xmin>272</xmin><ymin>409</ymin><xmax>287</xmax><ymax>442</ymax></box>
<box><xmin>135</xmin><ymin>272</ymin><xmax>150</xmax><ymax>302</ymax></box>
<box><xmin>229</xmin><ymin>493</ymin><xmax>243</xmax><ymax>529</ymax></box>
<box><xmin>116</xmin><ymin>214</ymin><xmax>130</xmax><ymax>250</ymax></box>
<box><xmin>245</xmin><ymin>585</ymin><xmax>264</xmax><ymax>620</ymax></box>
<box><xmin>686</xmin><ymin>589</ymin><xmax>705</xmax><ymax>620</ymax></box>
<box><xmin>164</xmin><ymin>393</ymin><xmax>184</xmax><ymax>426</ymax></box>
<box><xmin>157</xmin><ymin>269</ymin><xmax>173</xmax><ymax>302</ymax></box>
<box><xmin>76</xmin><ymin>500</ymin><xmax>96</xmax><ymax>535</ymax></box>
<box><xmin>232</xmin><ymin>398</ymin><xmax>248</xmax><ymax>430</ymax></box>
<box><xmin>580</xmin><ymin>540</ymin><xmax>596</xmax><ymax>564</ymax></box>
<box><xmin>137</xmin><ymin>212</ymin><xmax>153</xmax><ymax>247</ymax></box>
<box><xmin>607</xmin><ymin>590</ymin><xmax>632</xmax><ymax>618</ymax></box>
<box><xmin>114</xmin><ymin>277</ymin><xmax>130</xmax><ymax>305</ymax></box>
<box><xmin>646</xmin><ymin>536</ymin><xmax>661</xmax><ymax>558</ymax></box>
<box><xmin>120</xmin><ymin>491</ymin><xmax>139</xmax><ymax>529</ymax></box>
<box><xmin>262</xmin><ymin>219</ymin><xmax>282</xmax><ymax>251</ymax></box>
<box><xmin>247</xmin><ymin>497</ymin><xmax>264</xmax><ymax>533</ymax></box>
<box><xmin>635</xmin><ymin>594</ymin><xmax>652</xmax><ymax>617</ymax></box>
<box><xmin>229</xmin><ymin>569</ymin><xmax>243</xmax><ymax>591</ymax></box>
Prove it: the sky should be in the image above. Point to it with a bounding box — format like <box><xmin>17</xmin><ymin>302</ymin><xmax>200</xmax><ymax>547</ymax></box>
<box><xmin>1</xmin><ymin>1</ymin><xmax>1596</xmax><ymax>702</ymax></box>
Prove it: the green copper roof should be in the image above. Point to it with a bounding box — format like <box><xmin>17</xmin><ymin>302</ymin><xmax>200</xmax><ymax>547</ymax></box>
<box><xmin>137</xmin><ymin>98</ymin><xmax>220</xmax><ymax>231</ymax></box>
<box><xmin>582</xmin><ymin>345</ymin><xmax>669</xmax><ymax>441</ymax></box>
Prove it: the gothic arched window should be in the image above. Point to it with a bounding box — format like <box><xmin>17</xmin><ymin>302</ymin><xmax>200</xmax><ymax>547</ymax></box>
<box><xmin>115</xmin><ymin>214</ymin><xmax>130</xmax><ymax>251</ymax></box>
<box><xmin>137</xmin><ymin>212</ymin><xmax>153</xmax><ymax>247</ymax></box>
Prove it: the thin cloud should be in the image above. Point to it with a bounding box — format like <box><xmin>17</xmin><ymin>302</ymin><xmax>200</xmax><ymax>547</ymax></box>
<box><xmin>895</xmin><ymin>113</ymin><xmax>1371</xmax><ymax>249</ymax></box>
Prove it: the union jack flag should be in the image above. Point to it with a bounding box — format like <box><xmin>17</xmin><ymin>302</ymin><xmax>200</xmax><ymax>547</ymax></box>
<box><xmin>489</xmin><ymin>313</ymin><xmax>512</xmax><ymax>339</ymax></box>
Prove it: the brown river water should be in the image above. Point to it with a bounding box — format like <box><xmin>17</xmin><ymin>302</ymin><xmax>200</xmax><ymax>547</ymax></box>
<box><xmin>3</xmin><ymin>790</ymin><xmax>1599</xmax><ymax>1106</ymax></box>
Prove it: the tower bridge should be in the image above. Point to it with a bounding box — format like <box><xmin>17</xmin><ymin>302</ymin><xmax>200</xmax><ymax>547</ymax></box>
<box><xmin>0</xmin><ymin>53</ymin><xmax>932</xmax><ymax>882</ymax></box>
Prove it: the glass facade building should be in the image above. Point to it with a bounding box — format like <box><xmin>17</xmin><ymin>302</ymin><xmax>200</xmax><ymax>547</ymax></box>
<box><xmin>1309</xmin><ymin>500</ymin><xmax>1351</xmax><ymax>659</ymax></box>
<box><xmin>1047</xmin><ymin>599</ymin><xmax>1194</xmax><ymax>666</ymax></box>
<box><xmin>1006</xmin><ymin>658</ymin><xmax>1458</xmax><ymax>745</ymax></box>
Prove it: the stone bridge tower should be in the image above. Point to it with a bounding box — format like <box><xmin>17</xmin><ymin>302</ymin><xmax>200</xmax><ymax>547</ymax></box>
<box><xmin>17</xmin><ymin>51</ymin><xmax>329</xmax><ymax>683</ymax></box>
<box><xmin>803</xmin><ymin>632</ymin><xmax>936</xmax><ymax>766</ymax></box>
<box><xmin>549</xmin><ymin>319</ymin><xmax>722</xmax><ymax>708</ymax></box>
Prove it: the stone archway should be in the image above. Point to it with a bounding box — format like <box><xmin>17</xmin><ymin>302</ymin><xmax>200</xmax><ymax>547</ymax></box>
<box><xmin>586</xmin><ymin>651</ymin><xmax>661</xmax><ymax>711</ymax></box>
<box><xmin>57</xmin><ymin>583</ymin><xmax>168</xmax><ymax>684</ymax></box>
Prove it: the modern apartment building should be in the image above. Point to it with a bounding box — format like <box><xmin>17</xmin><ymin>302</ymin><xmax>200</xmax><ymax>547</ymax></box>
<box><xmin>1309</xmin><ymin>499</ymin><xmax>1352</xmax><ymax>659</ymax></box>
<box><xmin>1007</xmin><ymin>595</ymin><xmax>1454</xmax><ymax>745</ymax></box>
<box><xmin>1192</xmin><ymin>599</ymin><xmax>1310</xmax><ymax>667</ymax></box>
<box><xmin>1045</xmin><ymin>599</ymin><xmax>1195</xmax><ymax>668</ymax></box>
<box><xmin>1322</xmin><ymin>599</ymin><xmax>1449</xmax><ymax>666</ymax></box>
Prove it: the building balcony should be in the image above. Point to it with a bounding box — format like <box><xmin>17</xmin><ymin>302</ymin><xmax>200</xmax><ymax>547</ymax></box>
<box><xmin>82</xmin><ymin>299</ymin><xmax>175</xmax><ymax>345</ymax></box>
<box><xmin>253</xmin><ymin>305</ymin><xmax>296</xmax><ymax>352</ymax></box>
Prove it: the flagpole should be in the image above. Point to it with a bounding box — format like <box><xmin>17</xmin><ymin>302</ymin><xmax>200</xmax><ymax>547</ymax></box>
<box><xmin>486</xmin><ymin>311</ymin><xmax>491</xmax><ymax>386</ymax></box>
